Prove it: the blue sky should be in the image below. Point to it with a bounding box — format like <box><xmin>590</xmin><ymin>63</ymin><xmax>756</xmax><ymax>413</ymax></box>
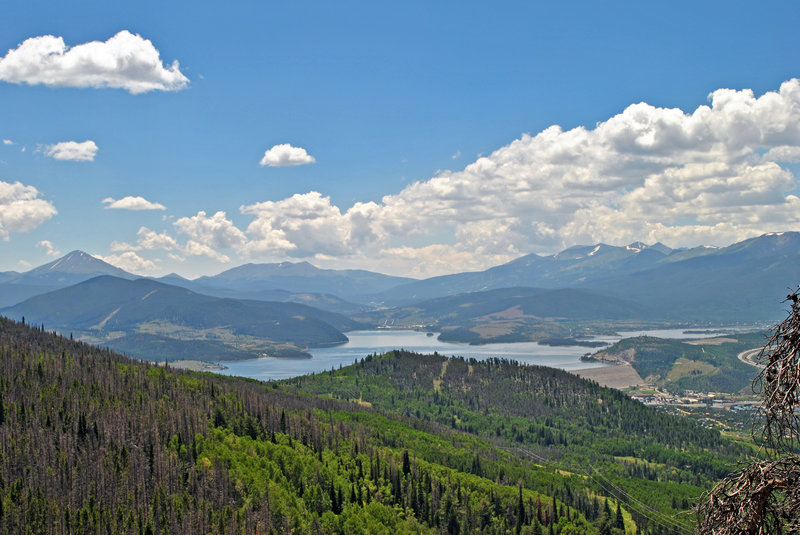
<box><xmin>1</xmin><ymin>1</ymin><xmax>799</xmax><ymax>278</ymax></box>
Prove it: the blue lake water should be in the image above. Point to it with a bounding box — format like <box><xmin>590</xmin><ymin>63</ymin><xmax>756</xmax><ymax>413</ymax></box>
<box><xmin>215</xmin><ymin>328</ymin><xmax>735</xmax><ymax>382</ymax></box>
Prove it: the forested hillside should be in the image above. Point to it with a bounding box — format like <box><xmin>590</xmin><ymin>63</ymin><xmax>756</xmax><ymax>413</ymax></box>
<box><xmin>287</xmin><ymin>352</ymin><xmax>752</xmax><ymax>534</ymax></box>
<box><xmin>0</xmin><ymin>317</ymin><xmax>618</xmax><ymax>534</ymax></box>
<box><xmin>0</xmin><ymin>317</ymin><xmax>751</xmax><ymax>533</ymax></box>
<box><xmin>588</xmin><ymin>333</ymin><xmax>766</xmax><ymax>393</ymax></box>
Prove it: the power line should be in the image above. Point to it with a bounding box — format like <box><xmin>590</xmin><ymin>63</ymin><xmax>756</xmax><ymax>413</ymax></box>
<box><xmin>508</xmin><ymin>445</ymin><xmax>693</xmax><ymax>535</ymax></box>
<box><xmin>589</xmin><ymin>468</ymin><xmax>692</xmax><ymax>535</ymax></box>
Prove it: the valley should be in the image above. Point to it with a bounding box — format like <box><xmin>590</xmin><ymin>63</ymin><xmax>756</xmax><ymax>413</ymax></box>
<box><xmin>3</xmin><ymin>9</ymin><xmax>798</xmax><ymax>531</ymax></box>
<box><xmin>2</xmin><ymin>232</ymin><xmax>794</xmax><ymax>368</ymax></box>
<box><xmin>0</xmin><ymin>233</ymin><xmax>792</xmax><ymax>534</ymax></box>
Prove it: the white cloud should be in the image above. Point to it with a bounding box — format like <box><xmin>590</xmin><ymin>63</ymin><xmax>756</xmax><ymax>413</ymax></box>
<box><xmin>36</xmin><ymin>239</ymin><xmax>60</xmax><ymax>257</ymax></box>
<box><xmin>92</xmin><ymin>77</ymin><xmax>800</xmax><ymax>277</ymax></box>
<box><xmin>451</xmin><ymin>150</ymin><xmax>461</xmax><ymax>160</ymax></box>
<box><xmin>0</xmin><ymin>180</ymin><xmax>57</xmax><ymax>240</ymax></box>
<box><xmin>2</xmin><ymin>139</ymin><xmax>13</xmax><ymax>145</ymax></box>
<box><xmin>381</xmin><ymin>79</ymin><xmax>800</xmax><ymax>250</ymax></box>
<box><xmin>136</xmin><ymin>227</ymin><xmax>178</xmax><ymax>250</ymax></box>
<box><xmin>173</xmin><ymin>211</ymin><xmax>245</xmax><ymax>263</ymax></box>
<box><xmin>102</xmin><ymin>195</ymin><xmax>166</xmax><ymax>210</ymax></box>
<box><xmin>259</xmin><ymin>143</ymin><xmax>316</xmax><ymax>167</ymax></box>
<box><xmin>241</xmin><ymin>192</ymin><xmax>384</xmax><ymax>258</ymax></box>
<box><xmin>109</xmin><ymin>240</ymin><xmax>135</xmax><ymax>252</ymax></box>
<box><xmin>111</xmin><ymin>226</ymin><xmax>178</xmax><ymax>252</ymax></box>
<box><xmin>0</xmin><ymin>31</ymin><xmax>188</xmax><ymax>94</ymax></box>
<box><xmin>762</xmin><ymin>146</ymin><xmax>800</xmax><ymax>164</ymax></box>
<box><xmin>232</xmin><ymin>77</ymin><xmax>800</xmax><ymax>276</ymax></box>
<box><xmin>98</xmin><ymin>251</ymin><xmax>158</xmax><ymax>274</ymax></box>
<box><xmin>185</xmin><ymin>240</ymin><xmax>230</xmax><ymax>263</ymax></box>
<box><xmin>45</xmin><ymin>140</ymin><xmax>98</xmax><ymax>161</ymax></box>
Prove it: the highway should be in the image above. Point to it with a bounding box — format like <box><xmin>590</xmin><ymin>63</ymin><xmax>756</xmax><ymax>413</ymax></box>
<box><xmin>737</xmin><ymin>348</ymin><xmax>763</xmax><ymax>367</ymax></box>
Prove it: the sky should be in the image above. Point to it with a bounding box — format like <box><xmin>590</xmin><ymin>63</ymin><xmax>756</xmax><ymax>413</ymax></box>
<box><xmin>1</xmin><ymin>1</ymin><xmax>799</xmax><ymax>279</ymax></box>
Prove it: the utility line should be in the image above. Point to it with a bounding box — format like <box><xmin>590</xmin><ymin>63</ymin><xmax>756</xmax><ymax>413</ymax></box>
<box><xmin>588</xmin><ymin>468</ymin><xmax>692</xmax><ymax>535</ymax></box>
<box><xmin>508</xmin><ymin>445</ymin><xmax>693</xmax><ymax>535</ymax></box>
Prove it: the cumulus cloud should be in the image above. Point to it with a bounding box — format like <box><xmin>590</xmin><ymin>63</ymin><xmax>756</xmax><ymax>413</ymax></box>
<box><xmin>111</xmin><ymin>226</ymin><xmax>178</xmax><ymax>252</ymax></box>
<box><xmin>230</xmin><ymin>77</ymin><xmax>800</xmax><ymax>276</ymax></box>
<box><xmin>172</xmin><ymin>211</ymin><xmax>245</xmax><ymax>263</ymax></box>
<box><xmin>98</xmin><ymin>251</ymin><xmax>158</xmax><ymax>273</ymax></box>
<box><xmin>136</xmin><ymin>227</ymin><xmax>178</xmax><ymax>250</ymax></box>
<box><xmin>259</xmin><ymin>144</ymin><xmax>316</xmax><ymax>167</ymax></box>
<box><xmin>36</xmin><ymin>239</ymin><xmax>60</xmax><ymax>257</ymax></box>
<box><xmin>0</xmin><ymin>180</ymin><xmax>57</xmax><ymax>240</ymax></box>
<box><xmin>109</xmin><ymin>222</ymin><xmax>236</xmax><ymax>268</ymax></box>
<box><xmin>102</xmin><ymin>195</ymin><xmax>166</xmax><ymax>210</ymax></box>
<box><xmin>0</xmin><ymin>30</ymin><xmax>188</xmax><ymax>94</ymax></box>
<box><xmin>241</xmin><ymin>192</ymin><xmax>384</xmax><ymax>257</ymax></box>
<box><xmin>2</xmin><ymin>139</ymin><xmax>13</xmax><ymax>145</ymax></box>
<box><xmin>44</xmin><ymin>140</ymin><xmax>97</xmax><ymax>161</ymax></box>
<box><xmin>94</xmin><ymin>77</ymin><xmax>800</xmax><ymax>277</ymax></box>
<box><xmin>185</xmin><ymin>240</ymin><xmax>231</xmax><ymax>263</ymax></box>
<box><xmin>762</xmin><ymin>146</ymin><xmax>800</xmax><ymax>164</ymax></box>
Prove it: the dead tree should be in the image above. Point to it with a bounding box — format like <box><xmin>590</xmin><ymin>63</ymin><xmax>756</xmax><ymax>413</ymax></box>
<box><xmin>697</xmin><ymin>288</ymin><xmax>800</xmax><ymax>534</ymax></box>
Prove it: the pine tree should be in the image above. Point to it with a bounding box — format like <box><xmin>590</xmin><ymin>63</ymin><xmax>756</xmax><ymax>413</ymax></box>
<box><xmin>615</xmin><ymin>501</ymin><xmax>624</xmax><ymax>530</ymax></box>
<box><xmin>516</xmin><ymin>485</ymin><xmax>526</xmax><ymax>533</ymax></box>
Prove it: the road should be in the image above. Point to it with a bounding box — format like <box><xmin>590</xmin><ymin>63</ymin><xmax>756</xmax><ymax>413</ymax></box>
<box><xmin>737</xmin><ymin>348</ymin><xmax>763</xmax><ymax>368</ymax></box>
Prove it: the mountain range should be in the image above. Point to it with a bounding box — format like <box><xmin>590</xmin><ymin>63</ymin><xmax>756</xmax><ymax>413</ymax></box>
<box><xmin>1</xmin><ymin>232</ymin><xmax>798</xmax><ymax>360</ymax></box>
<box><xmin>367</xmin><ymin>232</ymin><xmax>800</xmax><ymax>322</ymax></box>
<box><xmin>5</xmin><ymin>232</ymin><xmax>799</xmax><ymax>313</ymax></box>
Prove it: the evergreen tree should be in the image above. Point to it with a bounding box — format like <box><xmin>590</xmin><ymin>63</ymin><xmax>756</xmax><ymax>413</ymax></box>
<box><xmin>615</xmin><ymin>501</ymin><xmax>624</xmax><ymax>530</ymax></box>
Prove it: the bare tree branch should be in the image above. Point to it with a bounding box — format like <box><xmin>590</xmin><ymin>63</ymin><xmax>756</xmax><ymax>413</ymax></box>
<box><xmin>697</xmin><ymin>288</ymin><xmax>800</xmax><ymax>534</ymax></box>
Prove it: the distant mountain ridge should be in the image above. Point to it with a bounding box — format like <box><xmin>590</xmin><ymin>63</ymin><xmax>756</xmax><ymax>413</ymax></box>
<box><xmin>591</xmin><ymin>232</ymin><xmax>800</xmax><ymax>322</ymax></box>
<box><xmin>368</xmin><ymin>240</ymin><xmax>688</xmax><ymax>304</ymax></box>
<box><xmin>191</xmin><ymin>260</ymin><xmax>415</xmax><ymax>299</ymax></box>
<box><xmin>0</xmin><ymin>253</ymin><xmax>401</xmax><ymax>313</ymax></box>
<box><xmin>23</xmin><ymin>250</ymin><xmax>131</xmax><ymax>280</ymax></box>
<box><xmin>0</xmin><ymin>251</ymin><xmax>135</xmax><ymax>307</ymax></box>
<box><xmin>368</xmin><ymin>233</ymin><xmax>800</xmax><ymax>322</ymax></box>
<box><xmin>361</xmin><ymin>286</ymin><xmax>647</xmax><ymax>325</ymax></box>
<box><xmin>1</xmin><ymin>275</ymin><xmax>365</xmax><ymax>360</ymax></box>
<box><xmin>2</xmin><ymin>232</ymin><xmax>799</xmax><ymax>323</ymax></box>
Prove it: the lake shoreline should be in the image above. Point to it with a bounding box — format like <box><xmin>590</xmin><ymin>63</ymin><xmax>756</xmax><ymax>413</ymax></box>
<box><xmin>200</xmin><ymin>328</ymin><xmax>746</xmax><ymax>385</ymax></box>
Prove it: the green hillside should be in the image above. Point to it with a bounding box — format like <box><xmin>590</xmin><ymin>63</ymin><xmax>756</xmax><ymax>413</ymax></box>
<box><xmin>0</xmin><ymin>317</ymin><xmax>625</xmax><ymax>534</ymax></box>
<box><xmin>0</xmin><ymin>317</ymin><xmax>753</xmax><ymax>533</ymax></box>
<box><xmin>589</xmin><ymin>333</ymin><xmax>767</xmax><ymax>393</ymax></box>
<box><xmin>286</xmin><ymin>351</ymin><xmax>751</xmax><ymax>534</ymax></box>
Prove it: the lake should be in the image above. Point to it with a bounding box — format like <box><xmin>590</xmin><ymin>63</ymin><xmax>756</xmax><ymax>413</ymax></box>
<box><xmin>215</xmin><ymin>327</ymin><xmax>733</xmax><ymax>382</ymax></box>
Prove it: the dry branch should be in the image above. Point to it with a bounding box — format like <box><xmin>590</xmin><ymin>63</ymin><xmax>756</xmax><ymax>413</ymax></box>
<box><xmin>697</xmin><ymin>288</ymin><xmax>800</xmax><ymax>534</ymax></box>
